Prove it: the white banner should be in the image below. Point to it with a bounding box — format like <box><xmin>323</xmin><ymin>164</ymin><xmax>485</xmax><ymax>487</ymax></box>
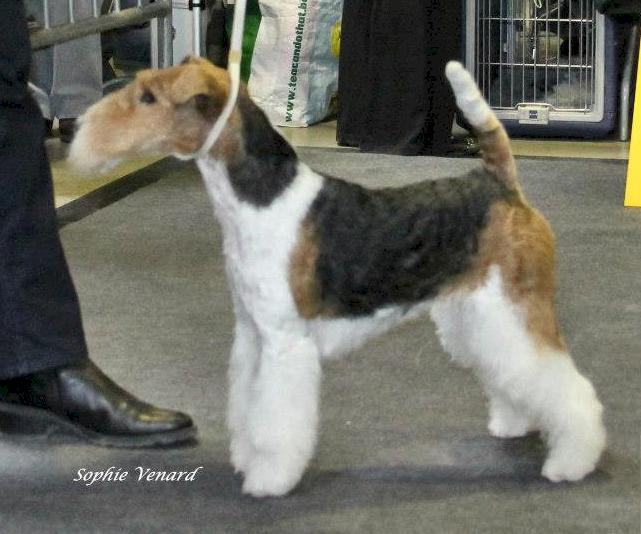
<box><xmin>248</xmin><ymin>0</ymin><xmax>342</xmax><ymax>127</ymax></box>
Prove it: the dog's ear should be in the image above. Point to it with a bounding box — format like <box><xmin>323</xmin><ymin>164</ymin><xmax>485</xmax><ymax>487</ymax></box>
<box><xmin>180</xmin><ymin>55</ymin><xmax>208</xmax><ymax>66</ymax></box>
<box><xmin>188</xmin><ymin>93</ymin><xmax>221</xmax><ymax>119</ymax></box>
<box><xmin>165</xmin><ymin>63</ymin><xmax>228</xmax><ymax>118</ymax></box>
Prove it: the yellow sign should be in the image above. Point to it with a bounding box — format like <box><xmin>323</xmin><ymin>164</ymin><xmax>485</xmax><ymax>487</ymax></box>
<box><xmin>624</xmin><ymin>39</ymin><xmax>641</xmax><ymax>207</ymax></box>
<box><xmin>330</xmin><ymin>21</ymin><xmax>341</xmax><ymax>58</ymax></box>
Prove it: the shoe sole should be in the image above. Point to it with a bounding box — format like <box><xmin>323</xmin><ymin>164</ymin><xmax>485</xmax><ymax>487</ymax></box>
<box><xmin>0</xmin><ymin>401</ymin><xmax>197</xmax><ymax>448</ymax></box>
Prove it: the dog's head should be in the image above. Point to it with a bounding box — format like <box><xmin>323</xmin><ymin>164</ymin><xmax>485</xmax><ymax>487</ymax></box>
<box><xmin>69</xmin><ymin>56</ymin><xmax>241</xmax><ymax>173</ymax></box>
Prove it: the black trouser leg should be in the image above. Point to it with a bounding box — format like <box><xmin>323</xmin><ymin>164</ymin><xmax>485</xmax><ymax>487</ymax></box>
<box><xmin>421</xmin><ymin>0</ymin><xmax>463</xmax><ymax>153</ymax></box>
<box><xmin>0</xmin><ymin>97</ymin><xmax>88</xmax><ymax>379</ymax></box>
<box><xmin>0</xmin><ymin>1</ymin><xmax>88</xmax><ymax>379</ymax></box>
<box><xmin>336</xmin><ymin>0</ymin><xmax>372</xmax><ymax>148</ymax></box>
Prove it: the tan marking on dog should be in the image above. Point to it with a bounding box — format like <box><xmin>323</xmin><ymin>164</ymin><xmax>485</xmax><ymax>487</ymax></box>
<box><xmin>445</xmin><ymin>199</ymin><xmax>566</xmax><ymax>352</ymax></box>
<box><xmin>506</xmin><ymin>204</ymin><xmax>566</xmax><ymax>352</ymax></box>
<box><xmin>479</xmin><ymin>125</ymin><xmax>521</xmax><ymax>198</ymax></box>
<box><xmin>290</xmin><ymin>218</ymin><xmax>325</xmax><ymax>319</ymax></box>
<box><xmin>452</xmin><ymin>89</ymin><xmax>562</xmax><ymax>349</ymax></box>
<box><xmin>476</xmin><ymin>115</ymin><xmax>523</xmax><ymax>199</ymax></box>
<box><xmin>69</xmin><ymin>57</ymin><xmax>244</xmax><ymax>172</ymax></box>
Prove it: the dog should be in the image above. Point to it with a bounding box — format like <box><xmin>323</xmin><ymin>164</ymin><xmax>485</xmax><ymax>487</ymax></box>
<box><xmin>69</xmin><ymin>57</ymin><xmax>606</xmax><ymax>498</ymax></box>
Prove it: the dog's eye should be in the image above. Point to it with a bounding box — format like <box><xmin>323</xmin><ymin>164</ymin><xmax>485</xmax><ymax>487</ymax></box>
<box><xmin>139</xmin><ymin>90</ymin><xmax>156</xmax><ymax>104</ymax></box>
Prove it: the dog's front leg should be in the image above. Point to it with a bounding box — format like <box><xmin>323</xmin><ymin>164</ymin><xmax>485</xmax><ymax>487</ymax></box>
<box><xmin>242</xmin><ymin>328</ymin><xmax>321</xmax><ymax>498</ymax></box>
<box><xmin>227</xmin><ymin>313</ymin><xmax>260</xmax><ymax>476</ymax></box>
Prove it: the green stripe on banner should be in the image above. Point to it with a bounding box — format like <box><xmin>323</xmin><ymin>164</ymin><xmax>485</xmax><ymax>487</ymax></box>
<box><xmin>286</xmin><ymin>0</ymin><xmax>308</xmax><ymax>122</ymax></box>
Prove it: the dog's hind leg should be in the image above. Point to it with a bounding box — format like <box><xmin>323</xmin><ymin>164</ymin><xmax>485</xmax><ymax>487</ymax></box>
<box><xmin>431</xmin><ymin>288</ymin><xmax>535</xmax><ymax>438</ymax></box>
<box><xmin>241</xmin><ymin>326</ymin><xmax>321</xmax><ymax>497</ymax></box>
<box><xmin>530</xmin><ymin>353</ymin><xmax>605</xmax><ymax>483</ymax></box>
<box><xmin>486</xmin><ymin>388</ymin><xmax>534</xmax><ymax>438</ymax></box>
<box><xmin>433</xmin><ymin>266</ymin><xmax>605</xmax><ymax>482</ymax></box>
<box><xmin>513</xmin><ymin>297</ymin><xmax>606</xmax><ymax>483</ymax></box>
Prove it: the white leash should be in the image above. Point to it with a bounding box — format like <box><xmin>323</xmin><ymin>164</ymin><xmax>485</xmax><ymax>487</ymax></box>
<box><xmin>177</xmin><ymin>0</ymin><xmax>248</xmax><ymax>161</ymax></box>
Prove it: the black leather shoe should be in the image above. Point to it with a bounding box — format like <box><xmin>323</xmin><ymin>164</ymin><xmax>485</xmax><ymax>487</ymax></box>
<box><xmin>0</xmin><ymin>360</ymin><xmax>196</xmax><ymax>447</ymax></box>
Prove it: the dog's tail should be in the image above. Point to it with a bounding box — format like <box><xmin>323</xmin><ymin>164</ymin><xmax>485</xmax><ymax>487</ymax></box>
<box><xmin>445</xmin><ymin>61</ymin><xmax>522</xmax><ymax>197</ymax></box>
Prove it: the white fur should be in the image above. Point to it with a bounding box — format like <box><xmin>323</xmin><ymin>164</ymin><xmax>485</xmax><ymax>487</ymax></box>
<box><xmin>199</xmin><ymin>158</ymin><xmax>604</xmax><ymax>497</ymax></box>
<box><xmin>68</xmin><ymin>116</ymin><xmax>123</xmax><ymax>175</ymax></box>
<box><xmin>445</xmin><ymin>61</ymin><xmax>492</xmax><ymax>128</ymax></box>
<box><xmin>431</xmin><ymin>267</ymin><xmax>606</xmax><ymax>482</ymax></box>
<box><xmin>199</xmin><ymin>160</ymin><xmax>324</xmax><ymax>496</ymax></box>
<box><xmin>310</xmin><ymin>301</ymin><xmax>432</xmax><ymax>360</ymax></box>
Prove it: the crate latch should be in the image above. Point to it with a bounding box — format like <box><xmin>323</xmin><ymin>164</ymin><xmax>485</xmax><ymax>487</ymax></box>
<box><xmin>517</xmin><ymin>104</ymin><xmax>551</xmax><ymax>125</ymax></box>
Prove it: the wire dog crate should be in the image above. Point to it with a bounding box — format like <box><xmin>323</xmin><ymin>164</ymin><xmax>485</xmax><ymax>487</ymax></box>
<box><xmin>465</xmin><ymin>0</ymin><xmax>617</xmax><ymax>137</ymax></box>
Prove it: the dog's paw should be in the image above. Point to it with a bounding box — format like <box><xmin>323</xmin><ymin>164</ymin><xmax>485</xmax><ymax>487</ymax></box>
<box><xmin>541</xmin><ymin>394</ymin><xmax>605</xmax><ymax>482</ymax></box>
<box><xmin>487</xmin><ymin>399</ymin><xmax>532</xmax><ymax>438</ymax></box>
<box><xmin>488</xmin><ymin>413</ymin><xmax>531</xmax><ymax>438</ymax></box>
<box><xmin>230</xmin><ymin>435</ymin><xmax>255</xmax><ymax>475</ymax></box>
<box><xmin>241</xmin><ymin>453</ymin><xmax>303</xmax><ymax>498</ymax></box>
<box><xmin>542</xmin><ymin>455</ymin><xmax>597</xmax><ymax>483</ymax></box>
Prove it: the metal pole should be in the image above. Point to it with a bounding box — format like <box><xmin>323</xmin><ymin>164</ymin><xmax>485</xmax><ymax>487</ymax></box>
<box><xmin>620</xmin><ymin>24</ymin><xmax>640</xmax><ymax>141</ymax></box>
<box><xmin>43</xmin><ymin>0</ymin><xmax>51</xmax><ymax>28</ymax></box>
<box><xmin>31</xmin><ymin>2</ymin><xmax>172</xmax><ymax>50</ymax></box>
<box><xmin>162</xmin><ymin>10</ymin><xmax>174</xmax><ymax>67</ymax></box>
<box><xmin>150</xmin><ymin>16</ymin><xmax>161</xmax><ymax>68</ymax></box>
<box><xmin>192</xmin><ymin>4</ymin><xmax>202</xmax><ymax>56</ymax></box>
<box><xmin>151</xmin><ymin>9</ymin><xmax>174</xmax><ymax>68</ymax></box>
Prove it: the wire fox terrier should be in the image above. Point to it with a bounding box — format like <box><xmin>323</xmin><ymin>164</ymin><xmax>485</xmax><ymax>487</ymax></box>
<box><xmin>69</xmin><ymin>57</ymin><xmax>606</xmax><ymax>497</ymax></box>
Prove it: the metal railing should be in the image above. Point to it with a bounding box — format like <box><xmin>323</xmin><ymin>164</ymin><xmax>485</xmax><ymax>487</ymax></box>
<box><xmin>30</xmin><ymin>0</ymin><xmax>173</xmax><ymax>69</ymax></box>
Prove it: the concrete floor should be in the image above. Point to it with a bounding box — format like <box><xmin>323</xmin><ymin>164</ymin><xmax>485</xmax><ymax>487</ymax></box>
<box><xmin>47</xmin><ymin>121</ymin><xmax>630</xmax><ymax>209</ymax></box>
<box><xmin>0</xmin><ymin>151</ymin><xmax>639</xmax><ymax>533</ymax></box>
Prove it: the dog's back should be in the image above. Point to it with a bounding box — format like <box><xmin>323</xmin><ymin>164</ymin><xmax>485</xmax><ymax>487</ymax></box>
<box><xmin>299</xmin><ymin>168</ymin><xmax>517</xmax><ymax>317</ymax></box>
<box><xmin>291</xmin><ymin>62</ymin><xmax>538</xmax><ymax>321</ymax></box>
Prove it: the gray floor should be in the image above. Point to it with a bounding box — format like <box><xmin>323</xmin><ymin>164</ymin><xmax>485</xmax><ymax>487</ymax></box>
<box><xmin>0</xmin><ymin>150</ymin><xmax>639</xmax><ymax>533</ymax></box>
